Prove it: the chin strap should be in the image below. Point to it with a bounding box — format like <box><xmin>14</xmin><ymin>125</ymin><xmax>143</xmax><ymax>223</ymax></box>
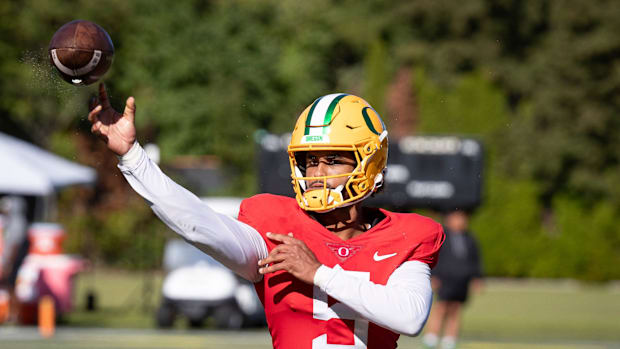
<box><xmin>374</xmin><ymin>170</ymin><xmax>385</xmax><ymax>189</ymax></box>
<box><xmin>327</xmin><ymin>185</ymin><xmax>344</xmax><ymax>204</ymax></box>
<box><xmin>303</xmin><ymin>185</ymin><xmax>344</xmax><ymax>211</ymax></box>
<box><xmin>379</xmin><ymin>130</ymin><xmax>388</xmax><ymax>143</ymax></box>
<box><xmin>294</xmin><ymin>166</ymin><xmax>306</xmax><ymax>191</ymax></box>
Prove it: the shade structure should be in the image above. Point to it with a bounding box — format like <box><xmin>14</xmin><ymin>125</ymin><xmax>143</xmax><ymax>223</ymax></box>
<box><xmin>0</xmin><ymin>132</ymin><xmax>96</xmax><ymax>195</ymax></box>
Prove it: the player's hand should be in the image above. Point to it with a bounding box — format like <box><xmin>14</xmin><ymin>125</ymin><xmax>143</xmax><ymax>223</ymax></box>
<box><xmin>88</xmin><ymin>83</ymin><xmax>137</xmax><ymax>156</ymax></box>
<box><xmin>258</xmin><ymin>232</ymin><xmax>321</xmax><ymax>285</ymax></box>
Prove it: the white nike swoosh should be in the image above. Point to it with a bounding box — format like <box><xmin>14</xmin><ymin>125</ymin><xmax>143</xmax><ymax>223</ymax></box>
<box><xmin>373</xmin><ymin>251</ymin><xmax>397</xmax><ymax>261</ymax></box>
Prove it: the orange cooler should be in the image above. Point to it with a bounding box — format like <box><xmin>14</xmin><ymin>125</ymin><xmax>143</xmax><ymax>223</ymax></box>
<box><xmin>28</xmin><ymin>223</ymin><xmax>65</xmax><ymax>255</ymax></box>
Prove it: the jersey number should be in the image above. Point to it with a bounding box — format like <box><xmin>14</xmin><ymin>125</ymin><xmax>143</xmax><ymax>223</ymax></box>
<box><xmin>312</xmin><ymin>267</ymin><xmax>370</xmax><ymax>349</ymax></box>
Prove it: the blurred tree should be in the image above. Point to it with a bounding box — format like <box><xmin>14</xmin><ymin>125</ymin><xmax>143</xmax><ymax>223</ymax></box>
<box><xmin>414</xmin><ymin>69</ymin><xmax>541</xmax><ymax>277</ymax></box>
<box><xmin>1</xmin><ymin>0</ymin><xmax>618</xmax><ymax>278</ymax></box>
<box><xmin>386</xmin><ymin>0</ymin><xmax>620</xmax><ymax>207</ymax></box>
<box><xmin>363</xmin><ymin>38</ymin><xmax>391</xmax><ymax>115</ymax></box>
<box><xmin>503</xmin><ymin>1</ymin><xmax>620</xmax><ymax>208</ymax></box>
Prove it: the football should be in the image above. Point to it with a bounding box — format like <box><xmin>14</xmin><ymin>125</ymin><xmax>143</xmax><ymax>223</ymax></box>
<box><xmin>48</xmin><ymin>20</ymin><xmax>114</xmax><ymax>86</ymax></box>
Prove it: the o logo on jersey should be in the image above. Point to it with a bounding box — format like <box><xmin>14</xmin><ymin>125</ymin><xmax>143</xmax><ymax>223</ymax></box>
<box><xmin>326</xmin><ymin>243</ymin><xmax>363</xmax><ymax>262</ymax></box>
<box><xmin>338</xmin><ymin>247</ymin><xmax>350</xmax><ymax>257</ymax></box>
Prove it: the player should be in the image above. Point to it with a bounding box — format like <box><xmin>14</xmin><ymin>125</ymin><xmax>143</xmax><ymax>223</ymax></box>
<box><xmin>88</xmin><ymin>84</ymin><xmax>445</xmax><ymax>349</ymax></box>
<box><xmin>422</xmin><ymin>210</ymin><xmax>483</xmax><ymax>349</ymax></box>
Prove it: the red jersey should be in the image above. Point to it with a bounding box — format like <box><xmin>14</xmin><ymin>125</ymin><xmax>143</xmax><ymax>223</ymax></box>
<box><xmin>238</xmin><ymin>194</ymin><xmax>444</xmax><ymax>349</ymax></box>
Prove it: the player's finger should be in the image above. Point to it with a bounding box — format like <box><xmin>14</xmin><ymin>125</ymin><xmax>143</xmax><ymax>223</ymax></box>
<box><xmin>91</xmin><ymin>120</ymin><xmax>106</xmax><ymax>133</ymax></box>
<box><xmin>269</xmin><ymin>244</ymin><xmax>291</xmax><ymax>254</ymax></box>
<box><xmin>91</xmin><ymin>122</ymin><xmax>101</xmax><ymax>135</ymax></box>
<box><xmin>88</xmin><ymin>105</ymin><xmax>102</xmax><ymax>123</ymax></box>
<box><xmin>259</xmin><ymin>261</ymin><xmax>288</xmax><ymax>275</ymax></box>
<box><xmin>99</xmin><ymin>82</ymin><xmax>111</xmax><ymax>109</ymax></box>
<box><xmin>259</xmin><ymin>246</ymin><xmax>292</xmax><ymax>264</ymax></box>
<box><xmin>266</xmin><ymin>232</ymin><xmax>297</xmax><ymax>244</ymax></box>
<box><xmin>88</xmin><ymin>96</ymin><xmax>99</xmax><ymax>112</ymax></box>
<box><xmin>123</xmin><ymin>96</ymin><xmax>136</xmax><ymax>122</ymax></box>
<box><xmin>258</xmin><ymin>250</ymin><xmax>288</xmax><ymax>267</ymax></box>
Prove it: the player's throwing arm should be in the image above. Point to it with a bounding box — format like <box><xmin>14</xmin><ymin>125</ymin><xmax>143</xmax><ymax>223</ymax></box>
<box><xmin>87</xmin><ymin>84</ymin><xmax>268</xmax><ymax>282</ymax></box>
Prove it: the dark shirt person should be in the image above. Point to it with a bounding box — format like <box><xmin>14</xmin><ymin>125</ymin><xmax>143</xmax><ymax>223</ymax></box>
<box><xmin>422</xmin><ymin>210</ymin><xmax>483</xmax><ymax>349</ymax></box>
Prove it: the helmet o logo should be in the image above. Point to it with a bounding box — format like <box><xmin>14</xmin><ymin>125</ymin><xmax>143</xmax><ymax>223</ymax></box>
<box><xmin>338</xmin><ymin>247</ymin><xmax>350</xmax><ymax>257</ymax></box>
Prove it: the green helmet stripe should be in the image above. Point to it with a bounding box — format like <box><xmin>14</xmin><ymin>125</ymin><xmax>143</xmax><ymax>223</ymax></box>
<box><xmin>322</xmin><ymin>94</ymin><xmax>348</xmax><ymax>134</ymax></box>
<box><xmin>304</xmin><ymin>97</ymin><xmax>323</xmax><ymax>136</ymax></box>
<box><xmin>303</xmin><ymin>94</ymin><xmax>349</xmax><ymax>137</ymax></box>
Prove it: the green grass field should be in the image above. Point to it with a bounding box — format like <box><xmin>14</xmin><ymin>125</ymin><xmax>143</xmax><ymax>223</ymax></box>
<box><xmin>0</xmin><ymin>269</ymin><xmax>618</xmax><ymax>348</ymax></box>
<box><xmin>3</xmin><ymin>327</ymin><xmax>616</xmax><ymax>349</ymax></box>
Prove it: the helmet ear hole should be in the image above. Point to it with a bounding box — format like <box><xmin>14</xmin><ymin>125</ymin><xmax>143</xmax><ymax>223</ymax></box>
<box><xmin>363</xmin><ymin>143</ymin><xmax>373</xmax><ymax>155</ymax></box>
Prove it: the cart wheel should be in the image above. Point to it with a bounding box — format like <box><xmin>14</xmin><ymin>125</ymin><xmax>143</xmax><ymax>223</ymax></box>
<box><xmin>213</xmin><ymin>304</ymin><xmax>244</xmax><ymax>329</ymax></box>
<box><xmin>156</xmin><ymin>302</ymin><xmax>176</xmax><ymax>328</ymax></box>
<box><xmin>188</xmin><ymin>317</ymin><xmax>204</xmax><ymax>328</ymax></box>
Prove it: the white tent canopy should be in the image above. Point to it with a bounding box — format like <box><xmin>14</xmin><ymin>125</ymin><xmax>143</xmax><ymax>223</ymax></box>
<box><xmin>0</xmin><ymin>132</ymin><xmax>96</xmax><ymax>196</ymax></box>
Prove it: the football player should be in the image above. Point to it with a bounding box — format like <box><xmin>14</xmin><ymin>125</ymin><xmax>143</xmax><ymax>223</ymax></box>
<box><xmin>88</xmin><ymin>84</ymin><xmax>445</xmax><ymax>349</ymax></box>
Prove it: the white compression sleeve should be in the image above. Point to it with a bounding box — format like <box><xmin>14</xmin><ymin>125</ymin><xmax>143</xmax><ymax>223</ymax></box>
<box><xmin>313</xmin><ymin>260</ymin><xmax>433</xmax><ymax>336</ymax></box>
<box><xmin>117</xmin><ymin>142</ymin><xmax>268</xmax><ymax>282</ymax></box>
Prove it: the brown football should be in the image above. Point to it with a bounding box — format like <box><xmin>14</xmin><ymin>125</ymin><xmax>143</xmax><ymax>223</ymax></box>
<box><xmin>48</xmin><ymin>20</ymin><xmax>114</xmax><ymax>86</ymax></box>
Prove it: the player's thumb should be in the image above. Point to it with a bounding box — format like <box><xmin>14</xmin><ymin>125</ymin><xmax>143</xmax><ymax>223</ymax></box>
<box><xmin>124</xmin><ymin>96</ymin><xmax>136</xmax><ymax>122</ymax></box>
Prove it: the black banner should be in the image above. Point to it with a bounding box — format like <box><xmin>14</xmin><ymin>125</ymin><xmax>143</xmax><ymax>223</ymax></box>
<box><xmin>257</xmin><ymin>134</ymin><xmax>483</xmax><ymax>212</ymax></box>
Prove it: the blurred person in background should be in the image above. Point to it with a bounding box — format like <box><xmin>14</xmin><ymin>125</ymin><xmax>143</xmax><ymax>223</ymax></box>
<box><xmin>421</xmin><ymin>210</ymin><xmax>483</xmax><ymax>349</ymax></box>
<box><xmin>0</xmin><ymin>196</ymin><xmax>29</xmax><ymax>323</ymax></box>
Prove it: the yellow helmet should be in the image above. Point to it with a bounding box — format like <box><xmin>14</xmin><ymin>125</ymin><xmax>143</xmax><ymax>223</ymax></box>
<box><xmin>288</xmin><ymin>93</ymin><xmax>389</xmax><ymax>212</ymax></box>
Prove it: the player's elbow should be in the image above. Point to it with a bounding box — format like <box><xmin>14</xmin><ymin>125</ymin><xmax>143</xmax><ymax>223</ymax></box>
<box><xmin>398</xmin><ymin>316</ymin><xmax>427</xmax><ymax>337</ymax></box>
<box><xmin>380</xmin><ymin>307</ymin><xmax>428</xmax><ymax>336</ymax></box>
<box><xmin>397</xmin><ymin>293</ymin><xmax>432</xmax><ymax>336</ymax></box>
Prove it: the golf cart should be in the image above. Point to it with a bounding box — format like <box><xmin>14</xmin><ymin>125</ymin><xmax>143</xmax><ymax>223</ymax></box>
<box><xmin>156</xmin><ymin>197</ymin><xmax>266</xmax><ymax>329</ymax></box>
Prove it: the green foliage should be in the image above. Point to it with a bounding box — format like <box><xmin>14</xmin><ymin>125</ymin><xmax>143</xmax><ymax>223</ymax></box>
<box><xmin>415</xmin><ymin>70</ymin><xmax>543</xmax><ymax>277</ymax></box>
<box><xmin>91</xmin><ymin>200</ymin><xmax>168</xmax><ymax>269</ymax></box>
<box><xmin>363</xmin><ymin>38</ymin><xmax>391</xmax><ymax>115</ymax></box>
<box><xmin>1</xmin><ymin>0</ymin><xmax>619</xmax><ymax>278</ymax></box>
<box><xmin>509</xmin><ymin>0</ymin><xmax>620</xmax><ymax>206</ymax></box>
<box><xmin>470</xmin><ymin>174</ymin><xmax>544</xmax><ymax>277</ymax></box>
<box><xmin>414</xmin><ymin>69</ymin><xmax>509</xmax><ymax>142</ymax></box>
<box><xmin>400</xmin><ymin>0</ymin><xmax>620</xmax><ymax>207</ymax></box>
<box><xmin>61</xmin><ymin>191</ymin><xmax>169</xmax><ymax>270</ymax></box>
<box><xmin>414</xmin><ymin>60</ymin><xmax>620</xmax><ymax>281</ymax></box>
<box><xmin>542</xmin><ymin>197</ymin><xmax>620</xmax><ymax>281</ymax></box>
